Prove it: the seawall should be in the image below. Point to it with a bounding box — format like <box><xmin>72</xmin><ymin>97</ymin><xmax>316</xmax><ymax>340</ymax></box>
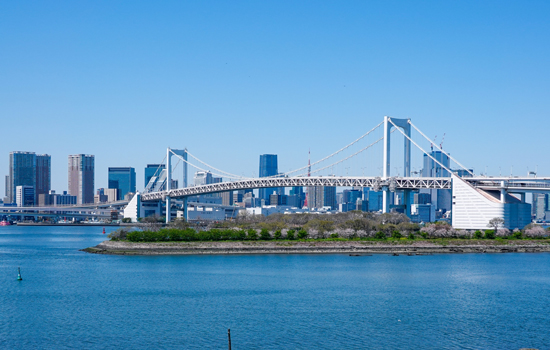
<box><xmin>83</xmin><ymin>240</ymin><xmax>550</xmax><ymax>256</ymax></box>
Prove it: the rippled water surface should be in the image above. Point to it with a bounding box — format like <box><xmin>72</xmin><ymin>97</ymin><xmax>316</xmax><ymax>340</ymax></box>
<box><xmin>1</xmin><ymin>226</ymin><xmax>550</xmax><ymax>349</ymax></box>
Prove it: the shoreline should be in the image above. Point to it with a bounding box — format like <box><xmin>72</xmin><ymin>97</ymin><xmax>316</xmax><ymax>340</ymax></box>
<box><xmin>83</xmin><ymin>240</ymin><xmax>550</xmax><ymax>256</ymax></box>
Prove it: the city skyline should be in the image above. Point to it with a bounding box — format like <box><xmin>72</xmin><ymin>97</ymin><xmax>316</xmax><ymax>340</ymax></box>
<box><xmin>1</xmin><ymin>1</ymin><xmax>549</xmax><ymax>193</ymax></box>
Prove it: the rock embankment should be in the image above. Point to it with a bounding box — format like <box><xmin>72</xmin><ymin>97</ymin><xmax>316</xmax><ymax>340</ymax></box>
<box><xmin>82</xmin><ymin>240</ymin><xmax>550</xmax><ymax>256</ymax></box>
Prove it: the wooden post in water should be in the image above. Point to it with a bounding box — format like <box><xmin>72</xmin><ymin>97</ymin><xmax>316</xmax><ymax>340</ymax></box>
<box><xmin>228</xmin><ymin>329</ymin><xmax>231</xmax><ymax>350</ymax></box>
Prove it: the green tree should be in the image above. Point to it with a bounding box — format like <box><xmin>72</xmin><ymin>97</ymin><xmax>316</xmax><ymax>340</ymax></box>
<box><xmin>260</xmin><ymin>229</ymin><xmax>272</xmax><ymax>240</ymax></box>
<box><xmin>273</xmin><ymin>230</ymin><xmax>282</xmax><ymax>240</ymax></box>
<box><xmin>408</xmin><ymin>233</ymin><xmax>415</xmax><ymax>240</ymax></box>
<box><xmin>246</xmin><ymin>229</ymin><xmax>258</xmax><ymax>240</ymax></box>
<box><xmin>374</xmin><ymin>231</ymin><xmax>386</xmax><ymax>239</ymax></box>
<box><xmin>286</xmin><ymin>229</ymin><xmax>296</xmax><ymax>240</ymax></box>
<box><xmin>391</xmin><ymin>230</ymin><xmax>402</xmax><ymax>239</ymax></box>
<box><xmin>484</xmin><ymin>230</ymin><xmax>496</xmax><ymax>239</ymax></box>
<box><xmin>297</xmin><ymin>229</ymin><xmax>308</xmax><ymax>239</ymax></box>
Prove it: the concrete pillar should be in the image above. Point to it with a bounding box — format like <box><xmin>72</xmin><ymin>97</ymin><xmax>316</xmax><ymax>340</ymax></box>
<box><xmin>183</xmin><ymin>197</ymin><xmax>188</xmax><ymax>221</ymax></box>
<box><xmin>520</xmin><ymin>193</ymin><xmax>526</xmax><ymax>202</ymax></box>
<box><xmin>382</xmin><ymin>187</ymin><xmax>390</xmax><ymax>213</ymax></box>
<box><xmin>500</xmin><ymin>181</ymin><xmax>506</xmax><ymax>203</ymax></box>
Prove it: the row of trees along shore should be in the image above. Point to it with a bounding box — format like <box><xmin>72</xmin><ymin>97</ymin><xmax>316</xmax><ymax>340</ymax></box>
<box><xmin>108</xmin><ymin>212</ymin><xmax>550</xmax><ymax>243</ymax></box>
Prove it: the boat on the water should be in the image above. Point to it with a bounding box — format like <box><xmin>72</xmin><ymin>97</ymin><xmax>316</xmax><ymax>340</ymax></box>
<box><xmin>0</xmin><ymin>220</ymin><xmax>12</xmax><ymax>226</ymax></box>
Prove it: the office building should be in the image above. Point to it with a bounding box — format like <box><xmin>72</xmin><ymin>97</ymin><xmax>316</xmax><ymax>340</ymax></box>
<box><xmin>422</xmin><ymin>151</ymin><xmax>452</xmax><ymax>211</ymax></box>
<box><xmin>366</xmin><ymin>190</ymin><xmax>383</xmax><ymax>212</ymax></box>
<box><xmin>259</xmin><ymin>154</ymin><xmax>282</xmax><ymax>203</ymax></box>
<box><xmin>39</xmin><ymin>190</ymin><xmax>77</xmax><ymax>206</ymax></box>
<box><xmin>289</xmin><ymin>187</ymin><xmax>305</xmax><ymax>208</ymax></box>
<box><xmin>145</xmin><ymin>164</ymin><xmax>165</xmax><ymax>188</ymax></box>
<box><xmin>94</xmin><ymin>189</ymin><xmax>108</xmax><ymax>203</ymax></box>
<box><xmin>194</xmin><ymin>171</ymin><xmax>213</xmax><ymax>186</ymax></box>
<box><xmin>108</xmin><ymin>167</ymin><xmax>136</xmax><ymax>200</ymax></box>
<box><xmin>16</xmin><ymin>185</ymin><xmax>35</xmax><ymax>207</ymax></box>
<box><xmin>68</xmin><ymin>154</ymin><xmax>95</xmax><ymax>204</ymax></box>
<box><xmin>414</xmin><ymin>192</ymin><xmax>432</xmax><ymax>205</ymax></box>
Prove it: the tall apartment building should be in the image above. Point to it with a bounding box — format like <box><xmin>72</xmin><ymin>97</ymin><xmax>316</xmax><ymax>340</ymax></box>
<box><xmin>35</xmin><ymin>154</ymin><xmax>51</xmax><ymax>201</ymax></box>
<box><xmin>307</xmin><ymin>186</ymin><xmax>337</xmax><ymax>210</ymax></box>
<box><xmin>108</xmin><ymin>167</ymin><xmax>136</xmax><ymax>200</ymax></box>
<box><xmin>68</xmin><ymin>154</ymin><xmax>95</xmax><ymax>204</ymax></box>
<box><xmin>7</xmin><ymin>151</ymin><xmax>37</xmax><ymax>204</ymax></box>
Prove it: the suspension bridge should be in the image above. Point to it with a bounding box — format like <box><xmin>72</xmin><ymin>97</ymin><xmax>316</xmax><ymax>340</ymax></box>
<box><xmin>128</xmin><ymin>116</ymin><xmax>550</xmax><ymax>230</ymax></box>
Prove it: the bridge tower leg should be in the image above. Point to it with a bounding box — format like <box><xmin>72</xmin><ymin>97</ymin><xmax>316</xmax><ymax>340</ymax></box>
<box><xmin>166</xmin><ymin>147</ymin><xmax>172</xmax><ymax>223</ymax></box>
<box><xmin>382</xmin><ymin>116</ymin><xmax>412</xmax><ymax>215</ymax></box>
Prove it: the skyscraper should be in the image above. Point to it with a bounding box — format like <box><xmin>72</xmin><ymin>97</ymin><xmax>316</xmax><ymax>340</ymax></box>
<box><xmin>422</xmin><ymin>151</ymin><xmax>451</xmax><ymax>211</ymax></box>
<box><xmin>145</xmin><ymin>164</ymin><xmax>165</xmax><ymax>188</ymax></box>
<box><xmin>68</xmin><ymin>154</ymin><xmax>95</xmax><ymax>204</ymax></box>
<box><xmin>259</xmin><ymin>154</ymin><xmax>279</xmax><ymax>204</ymax></box>
<box><xmin>7</xmin><ymin>151</ymin><xmax>37</xmax><ymax>204</ymax></box>
<box><xmin>35</xmin><ymin>154</ymin><xmax>51</xmax><ymax>201</ymax></box>
<box><xmin>108</xmin><ymin>167</ymin><xmax>136</xmax><ymax>200</ymax></box>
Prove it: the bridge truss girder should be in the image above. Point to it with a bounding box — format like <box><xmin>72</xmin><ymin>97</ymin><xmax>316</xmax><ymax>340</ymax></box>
<box><xmin>140</xmin><ymin>176</ymin><xmax>452</xmax><ymax>202</ymax></box>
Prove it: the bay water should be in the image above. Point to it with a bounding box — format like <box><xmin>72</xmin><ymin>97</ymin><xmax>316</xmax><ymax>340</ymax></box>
<box><xmin>1</xmin><ymin>226</ymin><xmax>549</xmax><ymax>349</ymax></box>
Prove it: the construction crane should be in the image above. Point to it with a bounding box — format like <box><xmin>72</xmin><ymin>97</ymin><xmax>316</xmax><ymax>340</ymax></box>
<box><xmin>439</xmin><ymin>133</ymin><xmax>446</xmax><ymax>150</ymax></box>
<box><xmin>431</xmin><ymin>135</ymin><xmax>437</xmax><ymax>151</ymax></box>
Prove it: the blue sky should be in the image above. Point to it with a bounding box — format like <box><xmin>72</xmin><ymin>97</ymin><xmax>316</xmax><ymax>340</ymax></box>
<box><xmin>1</xmin><ymin>1</ymin><xmax>549</xmax><ymax>193</ymax></box>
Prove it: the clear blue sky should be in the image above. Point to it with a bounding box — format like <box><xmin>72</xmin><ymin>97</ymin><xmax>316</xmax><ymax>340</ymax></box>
<box><xmin>1</xmin><ymin>1</ymin><xmax>549</xmax><ymax>193</ymax></box>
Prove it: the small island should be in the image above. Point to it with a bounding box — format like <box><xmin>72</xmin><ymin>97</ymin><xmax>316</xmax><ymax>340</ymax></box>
<box><xmin>83</xmin><ymin>212</ymin><xmax>550</xmax><ymax>256</ymax></box>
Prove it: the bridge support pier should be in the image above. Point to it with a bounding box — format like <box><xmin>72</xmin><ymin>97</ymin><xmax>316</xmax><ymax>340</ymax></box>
<box><xmin>382</xmin><ymin>188</ymin><xmax>390</xmax><ymax>213</ymax></box>
<box><xmin>183</xmin><ymin>197</ymin><xmax>188</xmax><ymax>222</ymax></box>
<box><xmin>404</xmin><ymin>189</ymin><xmax>411</xmax><ymax>217</ymax></box>
<box><xmin>500</xmin><ymin>181</ymin><xmax>507</xmax><ymax>203</ymax></box>
<box><xmin>166</xmin><ymin>196</ymin><xmax>171</xmax><ymax>223</ymax></box>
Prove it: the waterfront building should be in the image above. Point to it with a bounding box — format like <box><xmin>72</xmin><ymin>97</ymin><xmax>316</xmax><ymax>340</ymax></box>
<box><xmin>7</xmin><ymin>151</ymin><xmax>37</xmax><ymax>204</ymax></box>
<box><xmin>108</xmin><ymin>167</ymin><xmax>136</xmax><ymax>200</ymax></box>
<box><xmin>68</xmin><ymin>154</ymin><xmax>95</xmax><ymax>204</ymax></box>
<box><xmin>16</xmin><ymin>185</ymin><xmax>35</xmax><ymax>207</ymax></box>
<box><xmin>452</xmin><ymin>175</ymin><xmax>531</xmax><ymax>230</ymax></box>
<box><xmin>41</xmin><ymin>190</ymin><xmax>77</xmax><ymax>206</ymax></box>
